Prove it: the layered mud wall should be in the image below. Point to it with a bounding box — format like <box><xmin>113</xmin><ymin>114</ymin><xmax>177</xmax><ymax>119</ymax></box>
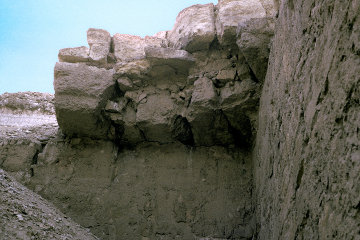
<box><xmin>0</xmin><ymin>0</ymin><xmax>359</xmax><ymax>239</ymax></box>
<box><xmin>29</xmin><ymin>140</ymin><xmax>253</xmax><ymax>239</ymax></box>
<box><xmin>253</xmin><ymin>0</ymin><xmax>359</xmax><ymax>239</ymax></box>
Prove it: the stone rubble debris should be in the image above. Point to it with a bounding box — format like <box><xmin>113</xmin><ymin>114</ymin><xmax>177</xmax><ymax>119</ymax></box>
<box><xmin>55</xmin><ymin>0</ymin><xmax>273</xmax><ymax>148</ymax></box>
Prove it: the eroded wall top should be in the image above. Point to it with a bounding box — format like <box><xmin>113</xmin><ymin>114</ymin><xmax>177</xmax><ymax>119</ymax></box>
<box><xmin>54</xmin><ymin>0</ymin><xmax>275</xmax><ymax>147</ymax></box>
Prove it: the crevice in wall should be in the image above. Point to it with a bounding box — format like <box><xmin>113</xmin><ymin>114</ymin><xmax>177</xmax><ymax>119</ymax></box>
<box><xmin>31</xmin><ymin>150</ymin><xmax>39</xmax><ymax>165</ymax></box>
<box><xmin>294</xmin><ymin>209</ymin><xmax>310</xmax><ymax>239</ymax></box>
<box><xmin>287</xmin><ymin>0</ymin><xmax>294</xmax><ymax>10</ymax></box>
<box><xmin>209</xmin><ymin>36</ymin><xmax>221</xmax><ymax>51</ymax></box>
<box><xmin>30</xmin><ymin>142</ymin><xmax>47</xmax><ymax>177</ymax></box>
<box><xmin>295</xmin><ymin>159</ymin><xmax>304</xmax><ymax>191</ymax></box>
<box><xmin>171</xmin><ymin>115</ymin><xmax>194</xmax><ymax>146</ymax></box>
<box><xmin>222</xmin><ymin>111</ymin><xmax>253</xmax><ymax>151</ymax></box>
<box><xmin>248</xmin><ymin>65</ymin><xmax>260</xmax><ymax>83</ymax></box>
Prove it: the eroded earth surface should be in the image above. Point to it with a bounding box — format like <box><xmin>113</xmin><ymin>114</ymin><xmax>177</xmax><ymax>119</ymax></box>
<box><xmin>1</xmin><ymin>0</ymin><xmax>359</xmax><ymax>239</ymax></box>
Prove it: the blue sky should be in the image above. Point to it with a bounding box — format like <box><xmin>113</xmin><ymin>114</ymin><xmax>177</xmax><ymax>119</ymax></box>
<box><xmin>0</xmin><ymin>0</ymin><xmax>217</xmax><ymax>94</ymax></box>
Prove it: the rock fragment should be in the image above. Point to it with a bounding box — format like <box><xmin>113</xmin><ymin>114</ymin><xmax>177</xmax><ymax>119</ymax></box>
<box><xmin>54</xmin><ymin>62</ymin><xmax>115</xmax><ymax>139</ymax></box>
<box><xmin>145</xmin><ymin>47</ymin><xmax>195</xmax><ymax>75</ymax></box>
<box><xmin>236</xmin><ymin>17</ymin><xmax>274</xmax><ymax>82</ymax></box>
<box><xmin>216</xmin><ymin>0</ymin><xmax>266</xmax><ymax>45</ymax></box>
<box><xmin>186</xmin><ymin>78</ymin><xmax>233</xmax><ymax>146</ymax></box>
<box><xmin>136</xmin><ymin>93</ymin><xmax>176</xmax><ymax>143</ymax></box>
<box><xmin>153</xmin><ymin>30</ymin><xmax>168</xmax><ymax>40</ymax></box>
<box><xmin>190</xmin><ymin>77</ymin><xmax>217</xmax><ymax>108</ymax></box>
<box><xmin>117</xmin><ymin>77</ymin><xmax>134</xmax><ymax>92</ymax></box>
<box><xmin>58</xmin><ymin>46</ymin><xmax>89</xmax><ymax>63</ymax></box>
<box><xmin>113</xmin><ymin>34</ymin><xmax>146</xmax><ymax>62</ymax></box>
<box><xmin>168</xmin><ymin>3</ymin><xmax>216</xmax><ymax>52</ymax></box>
<box><xmin>87</xmin><ymin>28</ymin><xmax>111</xmax><ymax>64</ymax></box>
<box><xmin>113</xmin><ymin>34</ymin><xmax>166</xmax><ymax>62</ymax></box>
<box><xmin>220</xmin><ymin>79</ymin><xmax>260</xmax><ymax>145</ymax></box>
<box><xmin>114</xmin><ymin>59</ymin><xmax>151</xmax><ymax>80</ymax></box>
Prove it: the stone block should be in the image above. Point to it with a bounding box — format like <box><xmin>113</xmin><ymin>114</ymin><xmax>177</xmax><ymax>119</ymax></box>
<box><xmin>168</xmin><ymin>3</ymin><xmax>216</xmax><ymax>52</ymax></box>
<box><xmin>58</xmin><ymin>46</ymin><xmax>89</xmax><ymax>63</ymax></box>
<box><xmin>216</xmin><ymin>0</ymin><xmax>266</xmax><ymax>45</ymax></box>
<box><xmin>87</xmin><ymin>28</ymin><xmax>111</xmax><ymax>63</ymax></box>
<box><xmin>54</xmin><ymin>62</ymin><xmax>115</xmax><ymax>139</ymax></box>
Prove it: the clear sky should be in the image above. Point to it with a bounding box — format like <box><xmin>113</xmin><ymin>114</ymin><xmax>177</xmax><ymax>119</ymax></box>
<box><xmin>0</xmin><ymin>0</ymin><xmax>217</xmax><ymax>94</ymax></box>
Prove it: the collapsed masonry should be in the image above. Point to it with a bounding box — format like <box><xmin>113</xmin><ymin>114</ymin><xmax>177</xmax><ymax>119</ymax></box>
<box><xmin>1</xmin><ymin>0</ymin><xmax>359</xmax><ymax>239</ymax></box>
<box><xmin>55</xmin><ymin>1</ymin><xmax>274</xmax><ymax>148</ymax></box>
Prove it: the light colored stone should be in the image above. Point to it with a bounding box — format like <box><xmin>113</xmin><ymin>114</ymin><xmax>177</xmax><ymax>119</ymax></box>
<box><xmin>54</xmin><ymin>62</ymin><xmax>115</xmax><ymax>139</ymax></box>
<box><xmin>136</xmin><ymin>93</ymin><xmax>175</xmax><ymax>143</ymax></box>
<box><xmin>105</xmin><ymin>98</ymin><xmax>127</xmax><ymax>113</ymax></box>
<box><xmin>237</xmin><ymin>17</ymin><xmax>274</xmax><ymax>82</ymax></box>
<box><xmin>216</xmin><ymin>0</ymin><xmax>266</xmax><ymax>45</ymax></box>
<box><xmin>113</xmin><ymin>34</ymin><xmax>146</xmax><ymax>62</ymax></box>
<box><xmin>153</xmin><ymin>30</ymin><xmax>168</xmax><ymax>39</ymax></box>
<box><xmin>186</xmin><ymin>78</ymin><xmax>233</xmax><ymax>146</ymax></box>
<box><xmin>58</xmin><ymin>46</ymin><xmax>89</xmax><ymax>63</ymax></box>
<box><xmin>124</xmin><ymin>91</ymin><xmax>139</xmax><ymax>103</ymax></box>
<box><xmin>220</xmin><ymin>79</ymin><xmax>259</xmax><ymax>107</ymax></box>
<box><xmin>190</xmin><ymin>77</ymin><xmax>217</xmax><ymax>108</ymax></box>
<box><xmin>117</xmin><ymin>77</ymin><xmax>134</xmax><ymax>92</ymax></box>
<box><xmin>259</xmin><ymin>0</ymin><xmax>277</xmax><ymax>17</ymax></box>
<box><xmin>87</xmin><ymin>28</ymin><xmax>111</xmax><ymax>63</ymax></box>
<box><xmin>113</xmin><ymin>34</ymin><xmax>166</xmax><ymax>63</ymax></box>
<box><xmin>144</xmin><ymin>35</ymin><xmax>168</xmax><ymax>48</ymax></box>
<box><xmin>87</xmin><ymin>28</ymin><xmax>111</xmax><ymax>45</ymax></box>
<box><xmin>89</xmin><ymin>45</ymin><xmax>109</xmax><ymax>63</ymax></box>
<box><xmin>114</xmin><ymin>59</ymin><xmax>151</xmax><ymax>79</ymax></box>
<box><xmin>168</xmin><ymin>3</ymin><xmax>216</xmax><ymax>52</ymax></box>
<box><xmin>145</xmin><ymin>46</ymin><xmax>195</xmax><ymax>62</ymax></box>
<box><xmin>145</xmin><ymin>46</ymin><xmax>195</xmax><ymax>75</ymax></box>
<box><xmin>216</xmin><ymin>69</ymin><xmax>237</xmax><ymax>84</ymax></box>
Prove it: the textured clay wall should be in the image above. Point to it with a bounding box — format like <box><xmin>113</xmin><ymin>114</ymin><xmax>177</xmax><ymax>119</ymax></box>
<box><xmin>28</xmin><ymin>140</ymin><xmax>253</xmax><ymax>239</ymax></box>
<box><xmin>254</xmin><ymin>0</ymin><xmax>359</xmax><ymax>239</ymax></box>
